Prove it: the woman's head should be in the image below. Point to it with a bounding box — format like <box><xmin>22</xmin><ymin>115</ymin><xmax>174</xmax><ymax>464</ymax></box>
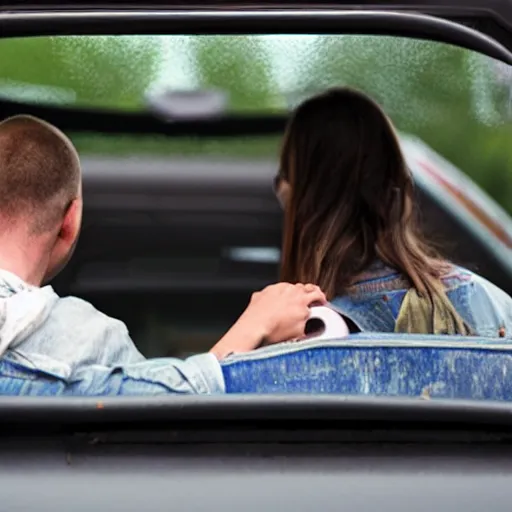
<box><xmin>278</xmin><ymin>87</ymin><xmax>447</xmax><ymax>299</ymax></box>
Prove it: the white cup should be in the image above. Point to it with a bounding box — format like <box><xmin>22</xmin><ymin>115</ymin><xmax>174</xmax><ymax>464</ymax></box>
<box><xmin>305</xmin><ymin>306</ymin><xmax>350</xmax><ymax>341</ymax></box>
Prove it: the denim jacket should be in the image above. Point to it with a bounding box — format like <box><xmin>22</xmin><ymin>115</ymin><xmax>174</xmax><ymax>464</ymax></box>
<box><xmin>0</xmin><ymin>263</ymin><xmax>511</xmax><ymax>396</ymax></box>
<box><xmin>0</xmin><ymin>270</ymin><xmax>224</xmax><ymax>396</ymax></box>
<box><xmin>331</xmin><ymin>262</ymin><xmax>512</xmax><ymax>339</ymax></box>
<box><xmin>221</xmin><ymin>333</ymin><xmax>512</xmax><ymax>398</ymax></box>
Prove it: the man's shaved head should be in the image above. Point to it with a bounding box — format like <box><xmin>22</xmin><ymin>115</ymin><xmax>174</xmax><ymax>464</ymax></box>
<box><xmin>0</xmin><ymin>115</ymin><xmax>81</xmax><ymax>233</ymax></box>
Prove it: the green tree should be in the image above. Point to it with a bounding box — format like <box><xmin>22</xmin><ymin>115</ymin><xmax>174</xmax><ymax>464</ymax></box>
<box><xmin>0</xmin><ymin>36</ymin><xmax>160</xmax><ymax>110</ymax></box>
<box><xmin>189</xmin><ymin>35</ymin><xmax>278</xmax><ymax>112</ymax></box>
<box><xmin>299</xmin><ymin>36</ymin><xmax>512</xmax><ymax>210</ymax></box>
<box><xmin>0</xmin><ymin>34</ymin><xmax>510</xmax><ymax>212</ymax></box>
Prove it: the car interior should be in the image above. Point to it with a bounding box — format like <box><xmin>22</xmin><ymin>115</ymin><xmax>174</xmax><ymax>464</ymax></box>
<box><xmin>2</xmin><ymin>5</ymin><xmax>512</xmax><ymax>512</ymax></box>
<box><xmin>49</xmin><ymin>140</ymin><xmax>511</xmax><ymax>359</ymax></box>
<box><xmin>0</xmin><ymin>31</ymin><xmax>510</xmax><ymax>358</ymax></box>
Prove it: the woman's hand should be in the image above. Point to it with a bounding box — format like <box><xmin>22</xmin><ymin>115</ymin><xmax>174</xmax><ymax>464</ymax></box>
<box><xmin>209</xmin><ymin>282</ymin><xmax>326</xmax><ymax>360</ymax></box>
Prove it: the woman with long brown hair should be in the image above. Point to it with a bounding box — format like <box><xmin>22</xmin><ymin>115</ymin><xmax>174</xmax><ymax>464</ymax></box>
<box><xmin>275</xmin><ymin>87</ymin><xmax>512</xmax><ymax>337</ymax></box>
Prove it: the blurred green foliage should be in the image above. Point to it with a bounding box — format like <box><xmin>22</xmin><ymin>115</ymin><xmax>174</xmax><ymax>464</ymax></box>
<box><xmin>0</xmin><ymin>36</ymin><xmax>160</xmax><ymax>110</ymax></box>
<box><xmin>0</xmin><ymin>35</ymin><xmax>510</xmax><ymax>212</ymax></box>
<box><xmin>310</xmin><ymin>37</ymin><xmax>512</xmax><ymax>214</ymax></box>
<box><xmin>71</xmin><ymin>133</ymin><xmax>280</xmax><ymax>159</ymax></box>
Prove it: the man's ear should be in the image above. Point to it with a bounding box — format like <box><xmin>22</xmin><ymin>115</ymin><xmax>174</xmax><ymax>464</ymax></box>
<box><xmin>44</xmin><ymin>197</ymin><xmax>82</xmax><ymax>284</ymax></box>
<box><xmin>59</xmin><ymin>198</ymin><xmax>82</xmax><ymax>243</ymax></box>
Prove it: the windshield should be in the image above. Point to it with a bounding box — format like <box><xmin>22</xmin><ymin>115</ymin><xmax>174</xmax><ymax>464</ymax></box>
<box><xmin>2</xmin><ymin>35</ymin><xmax>510</xmax><ymax>204</ymax></box>
<box><xmin>0</xmin><ymin>33</ymin><xmax>511</xmax><ymax>399</ymax></box>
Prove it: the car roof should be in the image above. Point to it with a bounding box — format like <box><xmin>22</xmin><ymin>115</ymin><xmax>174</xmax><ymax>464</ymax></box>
<box><xmin>2</xmin><ymin>0</ymin><xmax>512</xmax><ymax>56</ymax></box>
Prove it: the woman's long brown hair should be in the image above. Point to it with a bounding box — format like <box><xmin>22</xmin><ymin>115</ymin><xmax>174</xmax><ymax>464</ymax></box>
<box><xmin>280</xmin><ymin>87</ymin><xmax>450</xmax><ymax>300</ymax></box>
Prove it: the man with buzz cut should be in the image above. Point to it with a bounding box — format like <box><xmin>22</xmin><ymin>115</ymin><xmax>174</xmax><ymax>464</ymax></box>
<box><xmin>0</xmin><ymin>115</ymin><xmax>326</xmax><ymax>396</ymax></box>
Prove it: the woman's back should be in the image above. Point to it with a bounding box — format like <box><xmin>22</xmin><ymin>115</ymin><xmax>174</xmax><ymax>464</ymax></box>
<box><xmin>275</xmin><ymin>87</ymin><xmax>511</xmax><ymax>337</ymax></box>
<box><xmin>330</xmin><ymin>261</ymin><xmax>512</xmax><ymax>338</ymax></box>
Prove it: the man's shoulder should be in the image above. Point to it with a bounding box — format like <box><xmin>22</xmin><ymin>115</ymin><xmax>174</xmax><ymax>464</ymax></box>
<box><xmin>53</xmin><ymin>294</ymin><xmax>127</xmax><ymax>330</ymax></box>
<box><xmin>14</xmin><ymin>292</ymin><xmax>143</xmax><ymax>370</ymax></box>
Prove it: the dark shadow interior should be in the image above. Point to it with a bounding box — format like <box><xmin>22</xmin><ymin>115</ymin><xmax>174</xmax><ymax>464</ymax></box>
<box><xmin>47</xmin><ymin>156</ymin><xmax>511</xmax><ymax>358</ymax></box>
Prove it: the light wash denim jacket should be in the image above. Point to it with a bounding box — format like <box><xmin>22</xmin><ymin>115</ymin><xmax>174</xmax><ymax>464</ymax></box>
<box><xmin>0</xmin><ymin>270</ymin><xmax>224</xmax><ymax>396</ymax></box>
<box><xmin>330</xmin><ymin>262</ymin><xmax>512</xmax><ymax>338</ymax></box>
<box><xmin>0</xmin><ymin>263</ymin><xmax>511</xmax><ymax>396</ymax></box>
